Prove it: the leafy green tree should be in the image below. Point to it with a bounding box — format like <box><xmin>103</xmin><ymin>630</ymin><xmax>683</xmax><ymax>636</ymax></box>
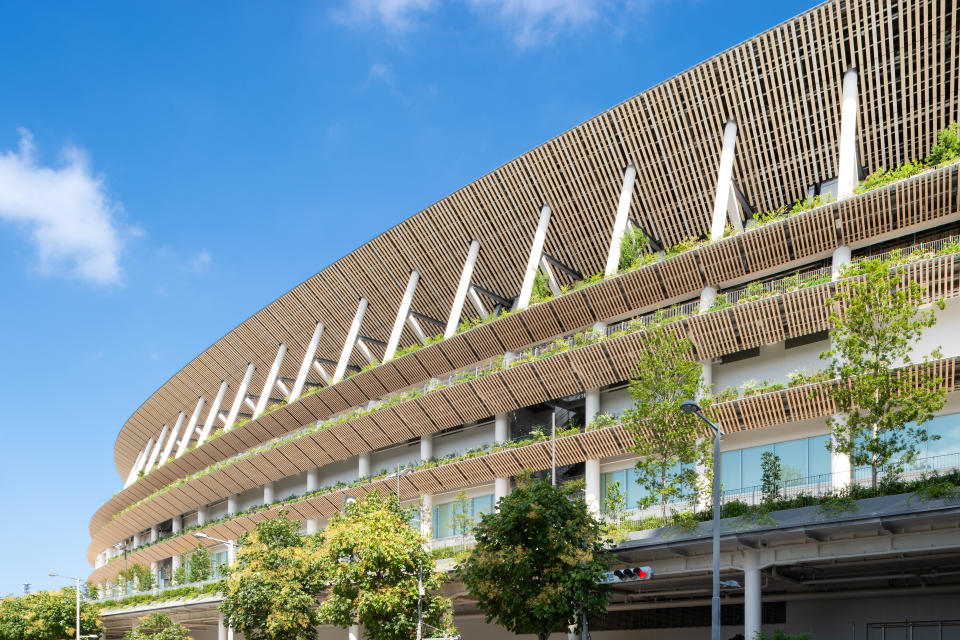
<box><xmin>926</xmin><ymin>121</ymin><xmax>960</xmax><ymax>166</ymax></box>
<box><xmin>603</xmin><ymin>480</ymin><xmax>626</xmax><ymax>529</ymax></box>
<box><xmin>619</xmin><ymin>227</ymin><xmax>649</xmax><ymax>271</ymax></box>
<box><xmin>458</xmin><ymin>477</ymin><xmax>611</xmax><ymax>640</ymax></box>
<box><xmin>117</xmin><ymin>564</ymin><xmax>154</xmax><ymax>592</ymax></box>
<box><xmin>316</xmin><ymin>491</ymin><xmax>454</xmax><ymax>640</ymax></box>
<box><xmin>449</xmin><ymin>489</ymin><xmax>475</xmax><ymax>549</ymax></box>
<box><xmin>220</xmin><ymin>513</ymin><xmax>326</xmax><ymax>640</ymax></box>
<box><xmin>623</xmin><ymin>324</ymin><xmax>711</xmax><ymax>521</ymax></box>
<box><xmin>760</xmin><ymin>452</ymin><xmax>783</xmax><ymax>505</ymax></box>
<box><xmin>0</xmin><ymin>588</ymin><xmax>102</xmax><ymax>640</ymax></box>
<box><xmin>530</xmin><ymin>269</ymin><xmax>553</xmax><ymax>304</ymax></box>
<box><xmin>187</xmin><ymin>546</ymin><xmax>212</xmax><ymax>583</ymax></box>
<box><xmin>824</xmin><ymin>257</ymin><xmax>946</xmax><ymax>489</ymax></box>
<box><xmin>125</xmin><ymin>613</ymin><xmax>192</xmax><ymax>640</ymax></box>
<box><xmin>172</xmin><ymin>565</ymin><xmax>187</xmax><ymax>587</ymax></box>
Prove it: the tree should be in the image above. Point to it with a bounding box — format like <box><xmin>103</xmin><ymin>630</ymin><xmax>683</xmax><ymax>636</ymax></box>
<box><xmin>458</xmin><ymin>477</ymin><xmax>611</xmax><ymax>640</ymax></box>
<box><xmin>187</xmin><ymin>546</ymin><xmax>212</xmax><ymax>583</ymax></box>
<box><xmin>760</xmin><ymin>452</ymin><xmax>782</xmax><ymax>505</ymax></box>
<box><xmin>125</xmin><ymin>613</ymin><xmax>192</xmax><ymax>640</ymax></box>
<box><xmin>0</xmin><ymin>588</ymin><xmax>101</xmax><ymax>640</ymax></box>
<box><xmin>619</xmin><ymin>227</ymin><xmax>649</xmax><ymax>271</ymax></box>
<box><xmin>316</xmin><ymin>491</ymin><xmax>455</xmax><ymax>640</ymax></box>
<box><xmin>925</xmin><ymin>121</ymin><xmax>960</xmax><ymax>166</ymax></box>
<box><xmin>623</xmin><ymin>324</ymin><xmax>711</xmax><ymax>521</ymax></box>
<box><xmin>220</xmin><ymin>512</ymin><xmax>326</xmax><ymax>640</ymax></box>
<box><xmin>117</xmin><ymin>564</ymin><xmax>153</xmax><ymax>593</ymax></box>
<box><xmin>603</xmin><ymin>480</ymin><xmax>626</xmax><ymax>530</ymax></box>
<box><xmin>449</xmin><ymin>489</ymin><xmax>475</xmax><ymax>550</ymax></box>
<box><xmin>824</xmin><ymin>257</ymin><xmax>946</xmax><ymax>489</ymax></box>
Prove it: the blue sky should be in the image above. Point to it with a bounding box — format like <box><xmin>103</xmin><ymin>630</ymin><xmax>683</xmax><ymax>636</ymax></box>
<box><xmin>0</xmin><ymin>0</ymin><xmax>814</xmax><ymax>595</ymax></box>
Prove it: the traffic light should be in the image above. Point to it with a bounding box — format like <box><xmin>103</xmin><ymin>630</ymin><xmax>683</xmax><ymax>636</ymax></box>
<box><xmin>600</xmin><ymin>566</ymin><xmax>653</xmax><ymax>583</ymax></box>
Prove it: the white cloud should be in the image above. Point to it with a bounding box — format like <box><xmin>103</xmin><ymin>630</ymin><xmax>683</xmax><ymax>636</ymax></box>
<box><xmin>188</xmin><ymin>249</ymin><xmax>212</xmax><ymax>274</ymax></box>
<box><xmin>0</xmin><ymin>128</ymin><xmax>125</xmax><ymax>285</ymax></box>
<box><xmin>469</xmin><ymin>0</ymin><xmax>607</xmax><ymax>47</ymax></box>
<box><xmin>337</xmin><ymin>0</ymin><xmax>437</xmax><ymax>31</ymax></box>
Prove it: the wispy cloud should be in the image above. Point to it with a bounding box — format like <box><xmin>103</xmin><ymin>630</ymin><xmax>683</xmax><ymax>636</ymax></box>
<box><xmin>188</xmin><ymin>249</ymin><xmax>212</xmax><ymax>275</ymax></box>
<box><xmin>335</xmin><ymin>0</ymin><xmax>437</xmax><ymax>31</ymax></box>
<box><xmin>0</xmin><ymin>128</ymin><xmax>125</xmax><ymax>286</ymax></box>
<box><xmin>469</xmin><ymin>0</ymin><xmax>606</xmax><ymax>48</ymax></box>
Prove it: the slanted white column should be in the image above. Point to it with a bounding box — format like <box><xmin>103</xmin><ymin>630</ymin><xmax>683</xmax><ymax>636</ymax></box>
<box><xmin>517</xmin><ymin>205</ymin><xmax>552</xmax><ymax>310</ymax></box>
<box><xmin>538</xmin><ymin>257</ymin><xmax>563</xmax><ymax>296</ymax></box>
<box><xmin>227</xmin><ymin>494</ymin><xmax>238</xmax><ymax>516</ymax></box>
<box><xmin>710</xmin><ymin>120</ymin><xmax>739</xmax><ymax>241</ymax></box>
<box><xmin>358</xmin><ymin>452</ymin><xmax>371</xmax><ymax>478</ymax></box>
<box><xmin>225</xmin><ymin>363</ymin><xmax>256</xmax><ymax>431</ymax></box>
<box><xmin>333</xmin><ymin>298</ymin><xmax>369</xmax><ymax>384</ymax></box>
<box><xmin>420</xmin><ymin>433</ymin><xmax>434</xmax><ymax>460</ymax></box>
<box><xmin>605</xmin><ymin>164</ymin><xmax>638</xmax><ymax>277</ymax></box>
<box><xmin>468</xmin><ymin>287</ymin><xmax>488</xmax><ymax>318</ymax></box>
<box><xmin>446</xmin><ymin>240</ymin><xmax>481</xmax><ymax>338</ymax></box>
<box><xmin>136</xmin><ymin>438</ymin><xmax>155</xmax><ymax>476</ymax></box>
<box><xmin>176</xmin><ymin>397</ymin><xmax>206</xmax><ymax>459</ymax></box>
<box><xmin>743</xmin><ymin>550</ymin><xmax>762</xmax><ymax>640</ymax></box>
<box><xmin>159</xmin><ymin>412</ymin><xmax>185</xmax><ymax>466</ymax></box>
<box><xmin>837</xmin><ymin>68</ymin><xmax>860</xmax><ymax>199</ymax></box>
<box><xmin>263</xmin><ymin>481</ymin><xmax>275</xmax><ymax>505</ymax></box>
<box><xmin>144</xmin><ymin>428</ymin><xmax>168</xmax><ymax>473</ymax></box>
<box><xmin>494</xmin><ymin>413</ymin><xmax>511</xmax><ymax>507</ymax></box>
<box><xmin>254</xmin><ymin>343</ymin><xmax>287</xmax><ymax>418</ymax></box>
<box><xmin>383</xmin><ymin>272</ymin><xmax>420</xmax><ymax>361</ymax></box>
<box><xmin>197</xmin><ymin>380</ymin><xmax>229</xmax><ymax>445</ymax></box>
<box><xmin>290</xmin><ymin>323</ymin><xmax>325</xmax><ymax>400</ymax></box>
<box><xmin>832</xmin><ymin>245</ymin><xmax>852</xmax><ymax>280</ymax></box>
<box><xmin>125</xmin><ymin>449</ymin><xmax>145</xmax><ymax>487</ymax></box>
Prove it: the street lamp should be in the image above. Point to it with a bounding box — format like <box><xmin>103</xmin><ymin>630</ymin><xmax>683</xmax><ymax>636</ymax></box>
<box><xmin>679</xmin><ymin>400</ymin><xmax>723</xmax><ymax>640</ymax></box>
<box><xmin>194</xmin><ymin>533</ymin><xmax>237</xmax><ymax>565</ymax></box>
<box><xmin>48</xmin><ymin>573</ymin><xmax>82</xmax><ymax>640</ymax></box>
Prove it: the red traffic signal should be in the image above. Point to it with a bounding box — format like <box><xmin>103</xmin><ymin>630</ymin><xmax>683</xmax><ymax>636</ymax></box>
<box><xmin>610</xmin><ymin>566</ymin><xmax>653</xmax><ymax>582</ymax></box>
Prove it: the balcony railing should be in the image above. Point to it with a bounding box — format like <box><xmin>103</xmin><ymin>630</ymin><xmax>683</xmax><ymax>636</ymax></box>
<box><xmin>98</xmin><ymin>576</ymin><xmax>221</xmax><ymax>602</ymax></box>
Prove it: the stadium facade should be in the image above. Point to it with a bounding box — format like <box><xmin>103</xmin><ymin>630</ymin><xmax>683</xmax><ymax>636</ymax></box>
<box><xmin>91</xmin><ymin>0</ymin><xmax>960</xmax><ymax>637</ymax></box>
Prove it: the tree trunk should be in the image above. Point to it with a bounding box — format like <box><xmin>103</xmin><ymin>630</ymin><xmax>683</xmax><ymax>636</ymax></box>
<box><xmin>661</xmin><ymin>466</ymin><xmax>668</xmax><ymax>523</ymax></box>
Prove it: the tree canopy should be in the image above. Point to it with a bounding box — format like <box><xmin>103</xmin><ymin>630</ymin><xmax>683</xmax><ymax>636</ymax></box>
<box><xmin>0</xmin><ymin>588</ymin><xmax>102</xmax><ymax>640</ymax></box>
<box><xmin>125</xmin><ymin>613</ymin><xmax>192</xmax><ymax>640</ymax></box>
<box><xmin>458</xmin><ymin>477</ymin><xmax>611</xmax><ymax>640</ymax></box>
<box><xmin>219</xmin><ymin>513</ymin><xmax>326</xmax><ymax>640</ymax></box>
<box><xmin>316</xmin><ymin>491</ymin><xmax>455</xmax><ymax>640</ymax></box>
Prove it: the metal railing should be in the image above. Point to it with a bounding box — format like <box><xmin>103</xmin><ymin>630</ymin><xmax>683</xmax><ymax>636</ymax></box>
<box><xmin>98</xmin><ymin>576</ymin><xmax>221</xmax><ymax>602</ymax></box>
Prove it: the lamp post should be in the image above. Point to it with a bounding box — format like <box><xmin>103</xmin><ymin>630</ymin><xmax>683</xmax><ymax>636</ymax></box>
<box><xmin>48</xmin><ymin>573</ymin><xmax>82</xmax><ymax>640</ymax></box>
<box><xmin>679</xmin><ymin>400</ymin><xmax>723</xmax><ymax>640</ymax></box>
<box><xmin>194</xmin><ymin>533</ymin><xmax>237</xmax><ymax>566</ymax></box>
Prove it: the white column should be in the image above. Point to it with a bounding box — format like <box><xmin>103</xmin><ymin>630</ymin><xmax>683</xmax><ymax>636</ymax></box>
<box><xmin>333</xmin><ymin>298</ymin><xmax>369</xmax><ymax>384</ymax></box>
<box><xmin>254</xmin><ymin>343</ymin><xmax>287</xmax><ymax>418</ymax></box>
<box><xmin>150</xmin><ymin>525</ymin><xmax>158</xmax><ymax>544</ymax></box>
<box><xmin>495</xmin><ymin>413</ymin><xmax>510</xmax><ymax>444</ymax></box>
<box><xmin>263</xmin><ymin>481</ymin><xmax>275</xmax><ymax>505</ymax></box>
<box><xmin>144</xmin><ymin>428</ymin><xmax>168</xmax><ymax>473</ymax></box>
<box><xmin>832</xmin><ymin>245</ymin><xmax>852</xmax><ymax>280</ymax></box>
<box><xmin>358</xmin><ymin>452</ymin><xmax>371</xmax><ymax>478</ymax></box>
<box><xmin>172</xmin><ymin>514</ymin><xmax>182</xmax><ymax>534</ymax></box>
<box><xmin>306</xmin><ymin>519</ymin><xmax>319</xmax><ymax>535</ymax></box>
<box><xmin>385</xmin><ymin>272</ymin><xmax>420</xmax><ymax>360</ymax></box>
<box><xmin>227</xmin><ymin>494</ymin><xmax>238</xmax><ymax>516</ymax></box>
<box><xmin>831</xmin><ymin>419</ymin><xmax>851</xmax><ymax>489</ymax></box>
<box><xmin>446</xmin><ymin>240</ymin><xmax>481</xmax><ymax>338</ymax></box>
<box><xmin>225</xmin><ymin>363</ymin><xmax>255</xmax><ymax>431</ymax></box>
<box><xmin>743</xmin><ymin>550</ymin><xmax>762</xmax><ymax>640</ymax></box>
<box><xmin>197</xmin><ymin>506</ymin><xmax>207</xmax><ymax>525</ymax></box>
<box><xmin>124</xmin><ymin>449</ymin><xmax>145</xmax><ymax>487</ymax></box>
<box><xmin>307</xmin><ymin>468</ymin><xmax>320</xmax><ymax>493</ymax></box>
<box><xmin>420</xmin><ymin>433</ymin><xmax>434</xmax><ymax>460</ymax></box>
<box><xmin>604</xmin><ymin>164</ymin><xmax>638</xmax><ymax>277</ymax></box>
<box><xmin>837</xmin><ymin>68</ymin><xmax>859</xmax><ymax>199</ymax></box>
<box><xmin>420</xmin><ymin>493</ymin><xmax>433</xmax><ymax>539</ymax></box>
<box><xmin>710</xmin><ymin>120</ymin><xmax>738</xmax><ymax>241</ymax></box>
<box><xmin>699</xmin><ymin>285</ymin><xmax>717</xmax><ymax>313</ymax></box>
<box><xmin>133</xmin><ymin>532</ymin><xmax>141</xmax><ymax>548</ymax></box>
<box><xmin>136</xmin><ymin>438</ymin><xmax>155</xmax><ymax>475</ymax></box>
<box><xmin>290</xmin><ymin>322</ymin><xmax>325</xmax><ymax>400</ymax></box>
<box><xmin>176</xmin><ymin>397</ymin><xmax>206</xmax><ymax>459</ymax></box>
<box><xmin>584</xmin><ymin>388</ymin><xmax>600</xmax><ymax>424</ymax></box>
<box><xmin>584</xmin><ymin>459</ymin><xmax>601</xmax><ymax>516</ymax></box>
<box><xmin>218</xmin><ymin>615</ymin><xmax>228</xmax><ymax>640</ymax></box>
<box><xmin>159</xmin><ymin>412</ymin><xmax>185</xmax><ymax>466</ymax></box>
<box><xmin>348</xmin><ymin>625</ymin><xmax>361</xmax><ymax>640</ymax></box>
<box><xmin>494</xmin><ymin>477</ymin><xmax>510</xmax><ymax>506</ymax></box>
<box><xmin>468</xmin><ymin>286</ymin><xmax>489</xmax><ymax>318</ymax></box>
<box><xmin>197</xmin><ymin>380</ymin><xmax>229</xmax><ymax>445</ymax></box>
<box><xmin>517</xmin><ymin>205</ymin><xmax>552</xmax><ymax>310</ymax></box>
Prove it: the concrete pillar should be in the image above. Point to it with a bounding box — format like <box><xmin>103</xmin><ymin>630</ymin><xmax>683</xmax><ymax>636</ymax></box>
<box><xmin>420</xmin><ymin>493</ymin><xmax>433</xmax><ymax>539</ymax></box>
<box><xmin>333</xmin><ymin>298</ymin><xmax>369</xmax><ymax>384</ymax></box>
<box><xmin>743</xmin><ymin>550</ymin><xmax>762</xmax><ymax>640</ymax></box>
<box><xmin>494</xmin><ymin>413</ymin><xmax>510</xmax><ymax>444</ymax></box>
<box><xmin>148</xmin><ymin>525</ymin><xmax>157</xmax><ymax>543</ymax></box>
<box><xmin>517</xmin><ymin>204</ymin><xmax>552</xmax><ymax>310</ymax></box>
<box><xmin>150</xmin><ymin>561</ymin><xmax>159</xmax><ymax>593</ymax></box>
<box><xmin>172</xmin><ymin>554</ymin><xmax>182</xmax><ymax>579</ymax></box>
<box><xmin>495</xmin><ymin>477</ymin><xmax>510</xmax><ymax>507</ymax></box>
<box><xmin>255</xmin><ymin>343</ymin><xmax>287</xmax><ymax>418</ymax></box>
<box><xmin>699</xmin><ymin>285</ymin><xmax>717</xmax><ymax>313</ymax></box>
<box><xmin>133</xmin><ymin>532</ymin><xmax>141</xmax><ymax>548</ymax></box>
<box><xmin>227</xmin><ymin>540</ymin><xmax>236</xmax><ymax>567</ymax></box>
<box><xmin>125</xmin><ymin>449</ymin><xmax>145</xmax><ymax>487</ymax></box>
<box><xmin>227</xmin><ymin>494</ymin><xmax>238</xmax><ymax>516</ymax></box>
<box><xmin>218</xmin><ymin>615</ymin><xmax>228</xmax><ymax>640</ymax></box>
<box><xmin>348</xmin><ymin>625</ymin><xmax>361</xmax><ymax>640</ymax></box>
<box><xmin>585</xmin><ymin>459</ymin><xmax>601</xmax><ymax>516</ymax></box>
<box><xmin>176</xmin><ymin>397</ymin><xmax>206</xmax><ymax>459</ymax></box>
<box><xmin>290</xmin><ymin>322</ymin><xmax>325</xmax><ymax>400</ymax></box>
<box><xmin>306</xmin><ymin>468</ymin><xmax>320</xmax><ymax>493</ymax></box>
<box><xmin>263</xmin><ymin>481</ymin><xmax>275</xmax><ymax>505</ymax></box>
<box><xmin>605</xmin><ymin>164</ymin><xmax>638</xmax><ymax>277</ymax></box>
<box><xmin>197</xmin><ymin>506</ymin><xmax>207</xmax><ymax>525</ymax></box>
<box><xmin>358</xmin><ymin>452</ymin><xmax>371</xmax><ymax>478</ymax></box>
<box><xmin>420</xmin><ymin>433</ymin><xmax>434</xmax><ymax>460</ymax></box>
<box><xmin>446</xmin><ymin>240</ymin><xmax>481</xmax><ymax>338</ymax></box>
<box><xmin>384</xmin><ymin>272</ymin><xmax>420</xmax><ymax>361</ymax></box>
<box><xmin>225</xmin><ymin>363</ymin><xmax>256</xmax><ymax>431</ymax></box>
<box><xmin>136</xmin><ymin>438</ymin><xmax>156</xmax><ymax>476</ymax></box>
<box><xmin>172</xmin><ymin>514</ymin><xmax>182</xmax><ymax>534</ymax></box>
<box><xmin>306</xmin><ymin>519</ymin><xmax>319</xmax><ymax>535</ymax></box>
<box><xmin>159</xmin><ymin>412</ymin><xmax>185</xmax><ymax>466</ymax></box>
<box><xmin>584</xmin><ymin>388</ymin><xmax>600</xmax><ymax>424</ymax></box>
<box><xmin>837</xmin><ymin>69</ymin><xmax>859</xmax><ymax>199</ymax></box>
<box><xmin>197</xmin><ymin>380</ymin><xmax>229</xmax><ymax>445</ymax></box>
<box><xmin>831</xmin><ymin>419</ymin><xmax>852</xmax><ymax>489</ymax></box>
<box><xmin>144</xmin><ymin>427</ymin><xmax>168</xmax><ymax>472</ymax></box>
<box><xmin>832</xmin><ymin>245</ymin><xmax>852</xmax><ymax>280</ymax></box>
<box><xmin>711</xmin><ymin>120</ymin><xmax>739</xmax><ymax>241</ymax></box>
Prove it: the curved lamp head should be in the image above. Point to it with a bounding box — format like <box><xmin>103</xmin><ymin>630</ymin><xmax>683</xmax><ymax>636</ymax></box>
<box><xmin>194</xmin><ymin>533</ymin><xmax>209</xmax><ymax>540</ymax></box>
<box><xmin>679</xmin><ymin>400</ymin><xmax>702</xmax><ymax>415</ymax></box>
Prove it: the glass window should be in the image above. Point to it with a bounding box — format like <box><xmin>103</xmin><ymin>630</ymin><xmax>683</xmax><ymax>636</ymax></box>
<box><xmin>721</xmin><ymin>450</ymin><xmax>741</xmax><ymax>493</ymax></box>
<box><xmin>432</xmin><ymin>494</ymin><xmax>494</xmax><ymax>538</ymax></box>
<box><xmin>808</xmin><ymin>435</ymin><xmax>832</xmax><ymax>479</ymax></box>
<box><xmin>471</xmin><ymin>495</ymin><xmax>494</xmax><ymax>520</ymax></box>
<box><xmin>774</xmin><ymin>438</ymin><xmax>808</xmax><ymax>484</ymax></box>
<box><xmin>741</xmin><ymin>444</ymin><xmax>773</xmax><ymax>489</ymax></box>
